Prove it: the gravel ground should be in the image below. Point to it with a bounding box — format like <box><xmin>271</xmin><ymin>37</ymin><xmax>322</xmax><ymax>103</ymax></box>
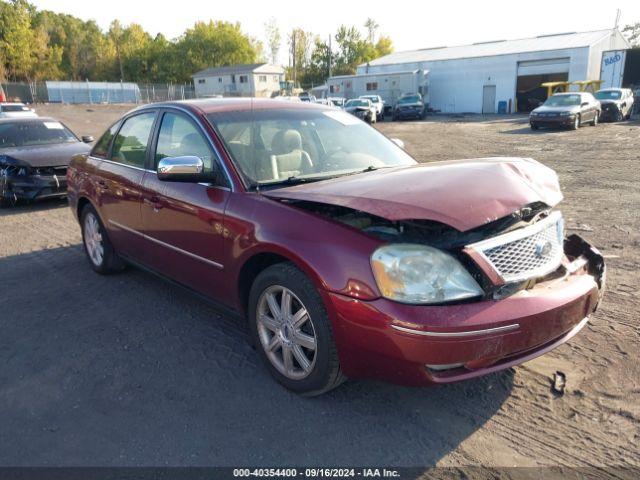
<box><xmin>0</xmin><ymin>104</ymin><xmax>638</xmax><ymax>471</ymax></box>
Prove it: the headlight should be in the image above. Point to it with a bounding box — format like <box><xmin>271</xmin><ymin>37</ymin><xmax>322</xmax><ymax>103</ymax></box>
<box><xmin>371</xmin><ymin>244</ymin><xmax>483</xmax><ymax>304</ymax></box>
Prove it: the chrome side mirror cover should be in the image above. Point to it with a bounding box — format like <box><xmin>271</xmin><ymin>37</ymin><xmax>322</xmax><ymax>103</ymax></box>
<box><xmin>157</xmin><ymin>156</ymin><xmax>204</xmax><ymax>182</ymax></box>
<box><xmin>391</xmin><ymin>138</ymin><xmax>405</xmax><ymax>149</ymax></box>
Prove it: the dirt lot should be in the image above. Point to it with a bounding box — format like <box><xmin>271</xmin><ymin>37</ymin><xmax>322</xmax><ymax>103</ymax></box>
<box><xmin>0</xmin><ymin>104</ymin><xmax>638</xmax><ymax>472</ymax></box>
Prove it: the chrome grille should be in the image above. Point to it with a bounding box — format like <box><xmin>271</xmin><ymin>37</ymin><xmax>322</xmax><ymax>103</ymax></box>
<box><xmin>468</xmin><ymin>212</ymin><xmax>564</xmax><ymax>283</ymax></box>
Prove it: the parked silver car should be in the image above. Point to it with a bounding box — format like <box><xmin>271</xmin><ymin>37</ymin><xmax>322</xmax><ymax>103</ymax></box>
<box><xmin>595</xmin><ymin>88</ymin><xmax>635</xmax><ymax>122</ymax></box>
<box><xmin>0</xmin><ymin>103</ymin><xmax>37</xmax><ymax>119</ymax></box>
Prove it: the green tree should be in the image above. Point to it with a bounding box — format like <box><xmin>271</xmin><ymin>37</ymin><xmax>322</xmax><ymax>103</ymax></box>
<box><xmin>0</xmin><ymin>0</ymin><xmax>36</xmax><ymax>80</ymax></box>
<box><xmin>174</xmin><ymin>20</ymin><xmax>259</xmax><ymax>83</ymax></box>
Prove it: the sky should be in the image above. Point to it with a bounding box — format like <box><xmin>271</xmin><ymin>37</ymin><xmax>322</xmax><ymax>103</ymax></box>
<box><xmin>30</xmin><ymin>0</ymin><xmax>640</xmax><ymax>65</ymax></box>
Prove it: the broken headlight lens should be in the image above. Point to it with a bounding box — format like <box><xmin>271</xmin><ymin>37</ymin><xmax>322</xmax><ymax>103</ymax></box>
<box><xmin>371</xmin><ymin>244</ymin><xmax>483</xmax><ymax>304</ymax></box>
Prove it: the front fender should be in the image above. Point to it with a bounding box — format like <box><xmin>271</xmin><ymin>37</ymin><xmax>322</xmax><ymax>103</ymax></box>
<box><xmin>223</xmin><ymin>192</ymin><xmax>383</xmax><ymax>308</ymax></box>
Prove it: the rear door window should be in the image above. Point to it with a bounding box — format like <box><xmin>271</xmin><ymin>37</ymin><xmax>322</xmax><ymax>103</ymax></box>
<box><xmin>111</xmin><ymin>112</ymin><xmax>156</xmax><ymax>168</ymax></box>
<box><xmin>91</xmin><ymin>122</ymin><xmax>120</xmax><ymax>158</ymax></box>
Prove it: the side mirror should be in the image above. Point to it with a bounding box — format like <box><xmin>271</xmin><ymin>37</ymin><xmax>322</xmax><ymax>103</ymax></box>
<box><xmin>391</xmin><ymin>138</ymin><xmax>405</xmax><ymax>149</ymax></box>
<box><xmin>81</xmin><ymin>135</ymin><xmax>94</xmax><ymax>143</ymax></box>
<box><xmin>157</xmin><ymin>156</ymin><xmax>205</xmax><ymax>182</ymax></box>
<box><xmin>581</xmin><ymin>102</ymin><xmax>589</xmax><ymax>107</ymax></box>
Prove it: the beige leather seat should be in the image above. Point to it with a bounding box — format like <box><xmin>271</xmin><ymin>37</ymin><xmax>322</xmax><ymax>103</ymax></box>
<box><xmin>269</xmin><ymin>129</ymin><xmax>313</xmax><ymax>179</ymax></box>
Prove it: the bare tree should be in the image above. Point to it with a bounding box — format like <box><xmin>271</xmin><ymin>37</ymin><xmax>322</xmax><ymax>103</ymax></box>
<box><xmin>264</xmin><ymin>17</ymin><xmax>281</xmax><ymax>64</ymax></box>
<box><xmin>364</xmin><ymin>18</ymin><xmax>379</xmax><ymax>44</ymax></box>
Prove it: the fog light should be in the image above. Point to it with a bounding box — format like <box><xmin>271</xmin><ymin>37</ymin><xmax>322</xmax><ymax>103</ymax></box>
<box><xmin>426</xmin><ymin>363</ymin><xmax>464</xmax><ymax>371</ymax></box>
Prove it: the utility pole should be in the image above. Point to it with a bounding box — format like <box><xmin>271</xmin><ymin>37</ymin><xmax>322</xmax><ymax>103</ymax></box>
<box><xmin>291</xmin><ymin>30</ymin><xmax>297</xmax><ymax>87</ymax></box>
<box><xmin>328</xmin><ymin>34</ymin><xmax>332</xmax><ymax>79</ymax></box>
<box><xmin>614</xmin><ymin>8</ymin><xmax>621</xmax><ymax>29</ymax></box>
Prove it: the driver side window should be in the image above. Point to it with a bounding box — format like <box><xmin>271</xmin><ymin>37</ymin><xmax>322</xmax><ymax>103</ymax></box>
<box><xmin>155</xmin><ymin>112</ymin><xmax>215</xmax><ymax>173</ymax></box>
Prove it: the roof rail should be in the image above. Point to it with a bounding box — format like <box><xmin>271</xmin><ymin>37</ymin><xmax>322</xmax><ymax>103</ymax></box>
<box><xmin>417</xmin><ymin>46</ymin><xmax>447</xmax><ymax>51</ymax></box>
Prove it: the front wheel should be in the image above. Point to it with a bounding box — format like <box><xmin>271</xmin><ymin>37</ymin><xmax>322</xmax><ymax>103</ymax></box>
<box><xmin>571</xmin><ymin>115</ymin><xmax>580</xmax><ymax>130</ymax></box>
<box><xmin>248</xmin><ymin>263</ymin><xmax>345</xmax><ymax>395</ymax></box>
<box><xmin>591</xmin><ymin>112</ymin><xmax>599</xmax><ymax>126</ymax></box>
<box><xmin>80</xmin><ymin>204</ymin><xmax>125</xmax><ymax>274</ymax></box>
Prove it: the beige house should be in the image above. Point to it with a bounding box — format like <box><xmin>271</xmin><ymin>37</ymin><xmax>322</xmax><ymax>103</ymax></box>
<box><xmin>192</xmin><ymin>63</ymin><xmax>285</xmax><ymax>98</ymax></box>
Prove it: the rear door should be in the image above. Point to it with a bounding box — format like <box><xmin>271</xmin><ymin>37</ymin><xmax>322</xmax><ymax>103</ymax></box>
<box><xmin>95</xmin><ymin>111</ymin><xmax>157</xmax><ymax>260</ymax></box>
<box><xmin>139</xmin><ymin>109</ymin><xmax>230</xmax><ymax>299</ymax></box>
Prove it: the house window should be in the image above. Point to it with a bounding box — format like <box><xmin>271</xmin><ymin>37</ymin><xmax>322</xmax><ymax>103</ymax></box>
<box><xmin>198</xmin><ymin>78</ymin><xmax>205</xmax><ymax>84</ymax></box>
<box><xmin>346</xmin><ymin>81</ymin><xmax>352</xmax><ymax>88</ymax></box>
<box><xmin>366</xmin><ymin>82</ymin><xmax>378</xmax><ymax>91</ymax></box>
<box><xmin>239</xmin><ymin>75</ymin><xmax>248</xmax><ymax>83</ymax></box>
<box><xmin>218</xmin><ymin>77</ymin><xmax>222</xmax><ymax>83</ymax></box>
<box><xmin>259</xmin><ymin>75</ymin><xmax>267</xmax><ymax>82</ymax></box>
<box><xmin>273</xmin><ymin>75</ymin><xmax>279</xmax><ymax>81</ymax></box>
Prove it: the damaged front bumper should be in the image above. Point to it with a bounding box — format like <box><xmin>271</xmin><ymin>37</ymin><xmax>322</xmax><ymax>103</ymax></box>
<box><xmin>0</xmin><ymin>166</ymin><xmax>68</xmax><ymax>203</ymax></box>
<box><xmin>325</xmin><ymin>234</ymin><xmax>605</xmax><ymax>386</ymax></box>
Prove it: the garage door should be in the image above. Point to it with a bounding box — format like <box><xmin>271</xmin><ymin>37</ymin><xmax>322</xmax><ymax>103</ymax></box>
<box><xmin>517</xmin><ymin>58</ymin><xmax>570</xmax><ymax>76</ymax></box>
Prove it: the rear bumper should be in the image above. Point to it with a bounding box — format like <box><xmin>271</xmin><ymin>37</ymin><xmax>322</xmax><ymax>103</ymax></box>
<box><xmin>325</xmin><ymin>235</ymin><xmax>605</xmax><ymax>386</ymax></box>
<box><xmin>0</xmin><ymin>174</ymin><xmax>67</xmax><ymax>202</ymax></box>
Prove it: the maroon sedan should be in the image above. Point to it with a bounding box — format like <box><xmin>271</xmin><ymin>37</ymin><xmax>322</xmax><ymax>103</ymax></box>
<box><xmin>67</xmin><ymin>99</ymin><xmax>605</xmax><ymax>395</ymax></box>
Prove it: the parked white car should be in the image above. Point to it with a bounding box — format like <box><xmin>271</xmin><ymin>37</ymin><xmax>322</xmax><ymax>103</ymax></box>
<box><xmin>359</xmin><ymin>95</ymin><xmax>385</xmax><ymax>120</ymax></box>
<box><xmin>0</xmin><ymin>103</ymin><xmax>37</xmax><ymax>118</ymax></box>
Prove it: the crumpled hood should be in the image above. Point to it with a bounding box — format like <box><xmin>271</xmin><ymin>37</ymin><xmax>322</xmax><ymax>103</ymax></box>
<box><xmin>0</xmin><ymin>142</ymin><xmax>90</xmax><ymax>168</ymax></box>
<box><xmin>264</xmin><ymin>157</ymin><xmax>563</xmax><ymax>232</ymax></box>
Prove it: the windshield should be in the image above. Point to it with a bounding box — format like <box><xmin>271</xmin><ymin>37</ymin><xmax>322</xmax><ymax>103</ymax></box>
<box><xmin>398</xmin><ymin>95</ymin><xmax>421</xmax><ymax>104</ymax></box>
<box><xmin>595</xmin><ymin>90</ymin><xmax>621</xmax><ymax>100</ymax></box>
<box><xmin>0</xmin><ymin>120</ymin><xmax>77</xmax><ymax>148</ymax></box>
<box><xmin>362</xmin><ymin>96</ymin><xmax>379</xmax><ymax>103</ymax></box>
<box><xmin>544</xmin><ymin>94</ymin><xmax>581</xmax><ymax>107</ymax></box>
<box><xmin>1</xmin><ymin>105</ymin><xmax>30</xmax><ymax>112</ymax></box>
<box><xmin>207</xmin><ymin>107</ymin><xmax>415</xmax><ymax>186</ymax></box>
<box><xmin>346</xmin><ymin>99</ymin><xmax>369</xmax><ymax>107</ymax></box>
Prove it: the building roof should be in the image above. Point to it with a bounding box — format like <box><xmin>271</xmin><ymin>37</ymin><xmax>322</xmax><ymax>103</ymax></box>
<box><xmin>192</xmin><ymin>63</ymin><xmax>283</xmax><ymax>77</ymax></box>
<box><xmin>361</xmin><ymin>29</ymin><xmax>624</xmax><ymax>67</ymax></box>
<box><xmin>329</xmin><ymin>70</ymin><xmax>420</xmax><ymax>80</ymax></box>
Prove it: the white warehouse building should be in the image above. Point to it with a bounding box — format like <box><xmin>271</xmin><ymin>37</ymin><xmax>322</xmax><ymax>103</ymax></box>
<box><xmin>357</xmin><ymin>29</ymin><xmax>630</xmax><ymax>113</ymax></box>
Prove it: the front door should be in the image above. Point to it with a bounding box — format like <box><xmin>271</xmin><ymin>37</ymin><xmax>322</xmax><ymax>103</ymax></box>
<box><xmin>95</xmin><ymin>111</ymin><xmax>157</xmax><ymax>259</ymax></box>
<box><xmin>140</xmin><ymin>110</ymin><xmax>230</xmax><ymax>300</ymax></box>
<box><xmin>482</xmin><ymin>85</ymin><xmax>496</xmax><ymax>114</ymax></box>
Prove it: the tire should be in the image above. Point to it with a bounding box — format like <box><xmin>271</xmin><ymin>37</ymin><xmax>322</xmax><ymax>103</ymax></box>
<box><xmin>591</xmin><ymin>112</ymin><xmax>599</xmax><ymax>126</ymax></box>
<box><xmin>531</xmin><ymin>124</ymin><xmax>539</xmax><ymax>130</ymax></box>
<box><xmin>615</xmin><ymin>111</ymin><xmax>623</xmax><ymax>122</ymax></box>
<box><xmin>571</xmin><ymin>115</ymin><xmax>580</xmax><ymax>130</ymax></box>
<box><xmin>248</xmin><ymin>263</ymin><xmax>345</xmax><ymax>396</ymax></box>
<box><xmin>80</xmin><ymin>204</ymin><xmax>125</xmax><ymax>274</ymax></box>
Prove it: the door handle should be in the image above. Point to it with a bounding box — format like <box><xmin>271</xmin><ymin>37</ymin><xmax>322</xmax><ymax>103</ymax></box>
<box><xmin>145</xmin><ymin>195</ymin><xmax>164</xmax><ymax>211</ymax></box>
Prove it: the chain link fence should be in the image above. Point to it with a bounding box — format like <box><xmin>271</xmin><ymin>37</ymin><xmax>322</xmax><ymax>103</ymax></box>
<box><xmin>0</xmin><ymin>81</ymin><xmax>196</xmax><ymax>104</ymax></box>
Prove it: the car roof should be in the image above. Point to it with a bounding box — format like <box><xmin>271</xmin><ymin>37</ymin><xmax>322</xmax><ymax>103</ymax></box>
<box><xmin>0</xmin><ymin>102</ymin><xmax>27</xmax><ymax>106</ymax></box>
<box><xmin>596</xmin><ymin>88</ymin><xmax>624</xmax><ymax>92</ymax></box>
<box><xmin>135</xmin><ymin>98</ymin><xmax>333</xmax><ymax>115</ymax></box>
<box><xmin>0</xmin><ymin>116</ymin><xmax>56</xmax><ymax>124</ymax></box>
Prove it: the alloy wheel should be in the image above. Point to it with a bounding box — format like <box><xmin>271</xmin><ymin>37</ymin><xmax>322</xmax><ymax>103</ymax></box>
<box><xmin>83</xmin><ymin>212</ymin><xmax>104</xmax><ymax>267</ymax></box>
<box><xmin>256</xmin><ymin>285</ymin><xmax>317</xmax><ymax>380</ymax></box>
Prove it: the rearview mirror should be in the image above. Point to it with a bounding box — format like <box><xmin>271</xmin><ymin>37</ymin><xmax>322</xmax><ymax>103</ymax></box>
<box><xmin>81</xmin><ymin>135</ymin><xmax>94</xmax><ymax>143</ymax></box>
<box><xmin>157</xmin><ymin>156</ymin><xmax>204</xmax><ymax>182</ymax></box>
<box><xmin>391</xmin><ymin>138</ymin><xmax>405</xmax><ymax>149</ymax></box>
